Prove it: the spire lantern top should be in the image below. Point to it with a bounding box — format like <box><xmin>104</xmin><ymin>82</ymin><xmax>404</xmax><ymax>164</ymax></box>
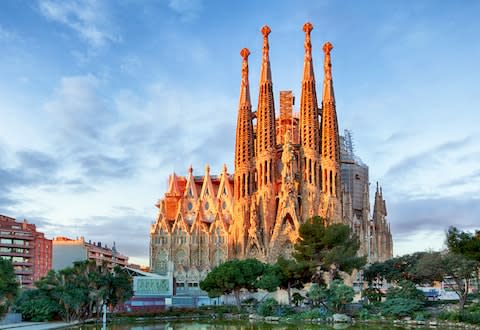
<box><xmin>303</xmin><ymin>22</ymin><xmax>313</xmax><ymax>53</ymax></box>
<box><xmin>261</xmin><ymin>25</ymin><xmax>271</xmax><ymax>38</ymax></box>
<box><xmin>239</xmin><ymin>48</ymin><xmax>251</xmax><ymax>105</ymax></box>
<box><xmin>323</xmin><ymin>42</ymin><xmax>333</xmax><ymax>81</ymax></box>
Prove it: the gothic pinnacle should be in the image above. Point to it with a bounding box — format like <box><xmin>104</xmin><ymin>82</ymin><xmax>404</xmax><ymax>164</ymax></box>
<box><xmin>302</xmin><ymin>22</ymin><xmax>315</xmax><ymax>81</ymax></box>
<box><xmin>322</xmin><ymin>41</ymin><xmax>335</xmax><ymax>102</ymax></box>
<box><xmin>239</xmin><ymin>48</ymin><xmax>251</xmax><ymax>106</ymax></box>
<box><xmin>260</xmin><ymin>25</ymin><xmax>272</xmax><ymax>82</ymax></box>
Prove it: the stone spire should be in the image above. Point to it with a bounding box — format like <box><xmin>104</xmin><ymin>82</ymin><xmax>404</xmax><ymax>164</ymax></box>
<box><xmin>322</xmin><ymin>42</ymin><xmax>335</xmax><ymax>103</ymax></box>
<box><xmin>320</xmin><ymin>41</ymin><xmax>342</xmax><ymax>223</ymax></box>
<box><xmin>256</xmin><ymin>25</ymin><xmax>277</xmax><ymax>186</ymax></box>
<box><xmin>299</xmin><ymin>22</ymin><xmax>321</xmax><ymax>220</ymax></box>
<box><xmin>234</xmin><ymin>48</ymin><xmax>255</xmax><ymax>200</ymax></box>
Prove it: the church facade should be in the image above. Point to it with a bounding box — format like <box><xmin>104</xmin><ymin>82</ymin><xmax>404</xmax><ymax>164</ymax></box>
<box><xmin>150</xmin><ymin>23</ymin><xmax>393</xmax><ymax>283</ymax></box>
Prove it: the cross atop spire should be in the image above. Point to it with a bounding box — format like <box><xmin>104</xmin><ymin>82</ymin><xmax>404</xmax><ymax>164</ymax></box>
<box><xmin>239</xmin><ymin>48</ymin><xmax>251</xmax><ymax>106</ymax></box>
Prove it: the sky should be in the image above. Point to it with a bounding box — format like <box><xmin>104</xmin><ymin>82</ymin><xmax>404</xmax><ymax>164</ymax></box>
<box><xmin>0</xmin><ymin>0</ymin><xmax>479</xmax><ymax>266</ymax></box>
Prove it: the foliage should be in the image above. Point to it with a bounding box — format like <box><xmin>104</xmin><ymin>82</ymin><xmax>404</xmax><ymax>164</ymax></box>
<box><xmin>0</xmin><ymin>259</ymin><xmax>19</xmax><ymax>318</ymax></box>
<box><xmin>363</xmin><ymin>287</ymin><xmax>383</xmax><ymax>303</ymax></box>
<box><xmin>14</xmin><ymin>289</ymin><xmax>59</xmax><ymax>321</ymax></box>
<box><xmin>363</xmin><ymin>252</ymin><xmax>428</xmax><ymax>284</ymax></box>
<box><xmin>200</xmin><ymin>259</ymin><xmax>269</xmax><ymax>309</ymax></box>
<box><xmin>294</xmin><ymin>217</ymin><xmax>365</xmax><ymax>280</ymax></box>
<box><xmin>256</xmin><ymin>298</ymin><xmax>279</xmax><ymax>317</ymax></box>
<box><xmin>291</xmin><ymin>292</ymin><xmax>305</xmax><ymax>307</ymax></box>
<box><xmin>257</xmin><ymin>257</ymin><xmax>312</xmax><ymax>305</ymax></box>
<box><xmin>327</xmin><ymin>279</ymin><xmax>355</xmax><ymax>313</ymax></box>
<box><xmin>386</xmin><ymin>280</ymin><xmax>425</xmax><ymax>301</ymax></box>
<box><xmin>438</xmin><ymin>305</ymin><xmax>480</xmax><ymax>325</ymax></box>
<box><xmin>441</xmin><ymin>252</ymin><xmax>478</xmax><ymax>312</ymax></box>
<box><xmin>306</xmin><ymin>283</ymin><xmax>328</xmax><ymax>308</ymax></box>
<box><xmin>380</xmin><ymin>298</ymin><xmax>424</xmax><ymax>318</ymax></box>
<box><xmin>14</xmin><ymin>261</ymin><xmax>132</xmax><ymax>322</ymax></box>
<box><xmin>447</xmin><ymin>226</ymin><xmax>480</xmax><ymax>262</ymax></box>
<box><xmin>413</xmin><ymin>252</ymin><xmax>445</xmax><ymax>285</ymax></box>
<box><xmin>306</xmin><ymin>279</ymin><xmax>354</xmax><ymax>313</ymax></box>
<box><xmin>291</xmin><ymin>308</ymin><xmax>328</xmax><ymax>320</ymax></box>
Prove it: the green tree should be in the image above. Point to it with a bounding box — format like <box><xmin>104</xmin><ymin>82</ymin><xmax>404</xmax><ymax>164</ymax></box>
<box><xmin>200</xmin><ymin>259</ymin><xmax>267</xmax><ymax>309</ymax></box>
<box><xmin>380</xmin><ymin>280</ymin><xmax>425</xmax><ymax>319</ymax></box>
<box><xmin>294</xmin><ymin>217</ymin><xmax>365</xmax><ymax>280</ymax></box>
<box><xmin>447</xmin><ymin>226</ymin><xmax>480</xmax><ymax>262</ymax></box>
<box><xmin>258</xmin><ymin>257</ymin><xmax>312</xmax><ymax>306</ymax></box>
<box><xmin>306</xmin><ymin>279</ymin><xmax>354</xmax><ymax>313</ymax></box>
<box><xmin>364</xmin><ymin>252</ymin><xmax>429</xmax><ymax>284</ymax></box>
<box><xmin>15</xmin><ymin>261</ymin><xmax>132</xmax><ymax>322</ymax></box>
<box><xmin>447</xmin><ymin>226</ymin><xmax>480</xmax><ymax>292</ymax></box>
<box><xmin>0</xmin><ymin>259</ymin><xmax>19</xmax><ymax>318</ymax></box>
<box><xmin>441</xmin><ymin>253</ymin><xmax>477</xmax><ymax>312</ymax></box>
<box><xmin>412</xmin><ymin>251</ymin><xmax>445</xmax><ymax>285</ymax></box>
<box><xmin>326</xmin><ymin>279</ymin><xmax>355</xmax><ymax>313</ymax></box>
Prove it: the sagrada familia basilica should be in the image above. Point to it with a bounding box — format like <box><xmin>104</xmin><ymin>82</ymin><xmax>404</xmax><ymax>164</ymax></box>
<box><xmin>150</xmin><ymin>23</ymin><xmax>393</xmax><ymax>282</ymax></box>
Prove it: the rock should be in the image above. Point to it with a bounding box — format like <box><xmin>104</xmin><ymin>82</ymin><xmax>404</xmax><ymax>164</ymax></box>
<box><xmin>332</xmin><ymin>313</ymin><xmax>352</xmax><ymax>323</ymax></box>
<box><xmin>265</xmin><ymin>316</ymin><xmax>280</xmax><ymax>322</ymax></box>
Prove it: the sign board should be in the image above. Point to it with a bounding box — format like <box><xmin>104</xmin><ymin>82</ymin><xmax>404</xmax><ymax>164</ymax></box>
<box><xmin>134</xmin><ymin>277</ymin><xmax>171</xmax><ymax>296</ymax></box>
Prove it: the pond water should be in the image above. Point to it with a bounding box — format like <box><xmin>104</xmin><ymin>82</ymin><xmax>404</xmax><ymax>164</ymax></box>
<box><xmin>63</xmin><ymin>320</ymin><xmax>447</xmax><ymax>330</ymax></box>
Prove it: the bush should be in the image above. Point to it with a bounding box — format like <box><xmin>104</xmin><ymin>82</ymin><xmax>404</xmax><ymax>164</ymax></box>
<box><xmin>386</xmin><ymin>280</ymin><xmax>425</xmax><ymax>301</ymax></box>
<box><xmin>276</xmin><ymin>304</ymin><xmax>295</xmax><ymax>317</ymax></box>
<box><xmin>14</xmin><ymin>290</ymin><xmax>59</xmax><ymax>321</ymax></box>
<box><xmin>363</xmin><ymin>287</ymin><xmax>383</xmax><ymax>303</ymax></box>
<box><xmin>257</xmin><ymin>298</ymin><xmax>279</xmax><ymax>317</ymax></box>
<box><xmin>380</xmin><ymin>298</ymin><xmax>424</xmax><ymax>318</ymax></box>
<box><xmin>292</xmin><ymin>308</ymin><xmax>329</xmax><ymax>320</ymax></box>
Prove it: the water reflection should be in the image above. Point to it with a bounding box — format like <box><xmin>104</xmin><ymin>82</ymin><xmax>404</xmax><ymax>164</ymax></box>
<box><xmin>66</xmin><ymin>320</ymin><xmax>427</xmax><ymax>330</ymax></box>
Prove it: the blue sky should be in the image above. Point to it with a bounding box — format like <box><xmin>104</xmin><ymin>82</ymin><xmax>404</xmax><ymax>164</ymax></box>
<box><xmin>0</xmin><ymin>0</ymin><xmax>479</xmax><ymax>265</ymax></box>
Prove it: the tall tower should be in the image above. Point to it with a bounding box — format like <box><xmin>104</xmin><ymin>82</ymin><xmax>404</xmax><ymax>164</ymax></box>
<box><xmin>254</xmin><ymin>25</ymin><xmax>277</xmax><ymax>250</ymax></box>
<box><xmin>232</xmin><ymin>48</ymin><xmax>255</xmax><ymax>257</ymax></box>
<box><xmin>299</xmin><ymin>22</ymin><xmax>321</xmax><ymax>220</ymax></box>
<box><xmin>320</xmin><ymin>41</ymin><xmax>342</xmax><ymax>223</ymax></box>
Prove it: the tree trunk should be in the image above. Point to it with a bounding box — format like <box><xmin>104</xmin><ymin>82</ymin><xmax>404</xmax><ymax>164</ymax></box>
<box><xmin>287</xmin><ymin>282</ymin><xmax>292</xmax><ymax>306</ymax></box>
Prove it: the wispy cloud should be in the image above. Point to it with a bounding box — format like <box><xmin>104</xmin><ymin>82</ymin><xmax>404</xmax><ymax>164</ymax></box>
<box><xmin>167</xmin><ymin>0</ymin><xmax>203</xmax><ymax>22</ymax></box>
<box><xmin>38</xmin><ymin>0</ymin><xmax>120</xmax><ymax>48</ymax></box>
<box><xmin>389</xmin><ymin>197</ymin><xmax>480</xmax><ymax>238</ymax></box>
<box><xmin>44</xmin><ymin>74</ymin><xmax>111</xmax><ymax>142</ymax></box>
<box><xmin>0</xmin><ymin>24</ymin><xmax>17</xmax><ymax>42</ymax></box>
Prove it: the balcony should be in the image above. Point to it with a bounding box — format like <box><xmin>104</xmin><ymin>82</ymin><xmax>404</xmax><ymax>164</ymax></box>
<box><xmin>14</xmin><ymin>269</ymin><xmax>33</xmax><ymax>275</ymax></box>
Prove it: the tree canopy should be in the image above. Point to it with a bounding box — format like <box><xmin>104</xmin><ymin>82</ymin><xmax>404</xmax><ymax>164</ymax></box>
<box><xmin>15</xmin><ymin>261</ymin><xmax>132</xmax><ymax>322</ymax></box>
<box><xmin>447</xmin><ymin>226</ymin><xmax>480</xmax><ymax>262</ymax></box>
<box><xmin>0</xmin><ymin>259</ymin><xmax>19</xmax><ymax>317</ymax></box>
<box><xmin>294</xmin><ymin>216</ymin><xmax>365</xmax><ymax>280</ymax></box>
<box><xmin>199</xmin><ymin>258</ymin><xmax>270</xmax><ymax>309</ymax></box>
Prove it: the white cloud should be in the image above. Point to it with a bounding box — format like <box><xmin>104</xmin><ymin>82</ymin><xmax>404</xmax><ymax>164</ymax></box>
<box><xmin>43</xmin><ymin>74</ymin><xmax>111</xmax><ymax>141</ymax></box>
<box><xmin>38</xmin><ymin>0</ymin><xmax>120</xmax><ymax>48</ymax></box>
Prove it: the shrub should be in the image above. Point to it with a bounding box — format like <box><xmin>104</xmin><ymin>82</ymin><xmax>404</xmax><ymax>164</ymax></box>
<box><xmin>386</xmin><ymin>280</ymin><xmax>425</xmax><ymax>301</ymax></box>
<box><xmin>363</xmin><ymin>287</ymin><xmax>383</xmax><ymax>303</ymax></box>
<box><xmin>380</xmin><ymin>298</ymin><xmax>423</xmax><ymax>318</ymax></box>
<box><xmin>257</xmin><ymin>298</ymin><xmax>279</xmax><ymax>317</ymax></box>
<box><xmin>14</xmin><ymin>290</ymin><xmax>59</xmax><ymax>321</ymax></box>
<box><xmin>292</xmin><ymin>308</ymin><xmax>328</xmax><ymax>320</ymax></box>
